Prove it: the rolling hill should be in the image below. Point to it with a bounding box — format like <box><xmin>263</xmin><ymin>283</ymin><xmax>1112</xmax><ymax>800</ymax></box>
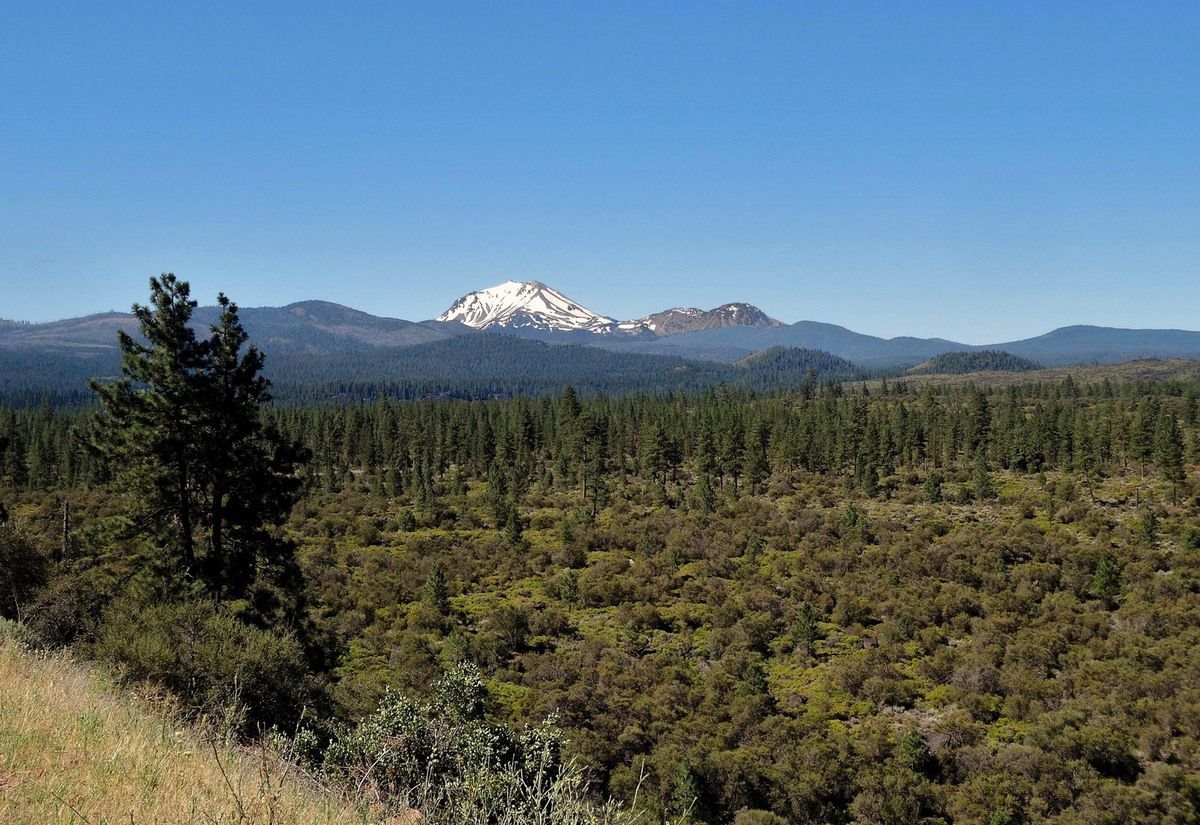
<box><xmin>907</xmin><ymin>350</ymin><xmax>1042</xmax><ymax>375</ymax></box>
<box><xmin>996</xmin><ymin>325</ymin><xmax>1200</xmax><ymax>366</ymax></box>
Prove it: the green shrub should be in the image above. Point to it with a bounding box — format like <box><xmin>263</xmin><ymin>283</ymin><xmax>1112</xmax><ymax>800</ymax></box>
<box><xmin>0</xmin><ymin>616</ymin><xmax>38</xmax><ymax>647</ymax></box>
<box><xmin>0</xmin><ymin>526</ymin><xmax>48</xmax><ymax>620</ymax></box>
<box><xmin>733</xmin><ymin>812</ymin><xmax>787</xmax><ymax>825</ymax></box>
<box><xmin>24</xmin><ymin>558</ymin><xmax>123</xmax><ymax>647</ymax></box>
<box><xmin>92</xmin><ymin>598</ymin><xmax>312</xmax><ymax>734</ymax></box>
<box><xmin>322</xmin><ymin>663</ymin><xmax>645</xmax><ymax>823</ymax></box>
<box><xmin>325</xmin><ymin>664</ymin><xmax>553</xmax><ymax>794</ymax></box>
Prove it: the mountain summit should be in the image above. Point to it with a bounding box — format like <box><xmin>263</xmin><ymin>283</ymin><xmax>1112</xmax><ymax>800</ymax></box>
<box><xmin>436</xmin><ymin>280</ymin><xmax>618</xmax><ymax>334</ymax></box>
<box><xmin>629</xmin><ymin>303</ymin><xmax>782</xmax><ymax>336</ymax></box>
<box><xmin>437</xmin><ymin>280</ymin><xmax>782</xmax><ymax>338</ymax></box>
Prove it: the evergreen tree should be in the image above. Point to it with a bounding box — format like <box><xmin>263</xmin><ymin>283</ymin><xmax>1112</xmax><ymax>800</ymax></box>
<box><xmin>1092</xmin><ymin>555</ymin><xmax>1121</xmax><ymax>607</ymax></box>
<box><xmin>91</xmin><ymin>275</ymin><xmax>210</xmax><ymax>571</ymax></box>
<box><xmin>1129</xmin><ymin>398</ymin><xmax>1157</xmax><ymax>480</ymax></box>
<box><xmin>641</xmin><ymin>421</ymin><xmax>669</xmax><ymax>492</ymax></box>
<box><xmin>485</xmin><ymin>465</ymin><xmax>510</xmax><ymax>526</ymax></box>
<box><xmin>423</xmin><ymin>563</ymin><xmax>450</xmax><ymax>615</ymax></box>
<box><xmin>795</xmin><ymin>601</ymin><xmax>821</xmax><ymax>654</ymax></box>
<box><xmin>693</xmin><ymin>473</ymin><xmax>716</xmax><ymax>513</ymax></box>
<box><xmin>576</xmin><ymin>408</ymin><xmax>609</xmax><ymax>515</ymax></box>
<box><xmin>196</xmin><ymin>294</ymin><xmax>308</xmax><ymax>599</ymax></box>
<box><xmin>743</xmin><ymin>419</ymin><xmax>770</xmax><ymax>494</ymax></box>
<box><xmin>922</xmin><ymin>471</ymin><xmax>944</xmax><ymax>503</ymax></box>
<box><xmin>1154</xmin><ymin>410</ymin><xmax>1186</xmax><ymax>500</ymax></box>
<box><xmin>504</xmin><ymin>508</ymin><xmax>526</xmax><ymax>548</ymax></box>
<box><xmin>972</xmin><ymin>446</ymin><xmax>995</xmax><ymax>500</ymax></box>
<box><xmin>91</xmin><ymin>275</ymin><xmax>307</xmax><ymax>608</ymax></box>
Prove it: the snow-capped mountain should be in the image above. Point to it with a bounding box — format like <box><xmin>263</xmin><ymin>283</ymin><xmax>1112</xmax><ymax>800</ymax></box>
<box><xmin>437</xmin><ymin>280</ymin><xmax>619</xmax><ymax>334</ymax></box>
<box><xmin>436</xmin><ymin>280</ymin><xmax>782</xmax><ymax>338</ymax></box>
<box><xmin>626</xmin><ymin>303</ymin><xmax>782</xmax><ymax>336</ymax></box>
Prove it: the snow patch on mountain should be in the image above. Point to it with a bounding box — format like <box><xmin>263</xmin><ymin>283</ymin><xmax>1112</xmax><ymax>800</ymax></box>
<box><xmin>627</xmin><ymin>303</ymin><xmax>781</xmax><ymax>336</ymax></box>
<box><xmin>437</xmin><ymin>280</ymin><xmax>781</xmax><ymax>338</ymax></box>
<box><xmin>623</xmin><ymin>307</ymin><xmax>705</xmax><ymax>336</ymax></box>
<box><xmin>437</xmin><ymin>280</ymin><xmax>618</xmax><ymax>333</ymax></box>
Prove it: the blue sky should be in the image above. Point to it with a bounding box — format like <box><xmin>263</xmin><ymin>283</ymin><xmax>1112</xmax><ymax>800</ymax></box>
<box><xmin>1</xmin><ymin>1</ymin><xmax>1197</xmax><ymax>343</ymax></box>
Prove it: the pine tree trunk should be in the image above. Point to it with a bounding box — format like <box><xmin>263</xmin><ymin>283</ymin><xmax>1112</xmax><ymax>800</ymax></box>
<box><xmin>210</xmin><ymin>479</ymin><xmax>224</xmax><ymax>580</ymax></box>
<box><xmin>178</xmin><ymin>456</ymin><xmax>194</xmax><ymax>569</ymax></box>
<box><xmin>59</xmin><ymin>498</ymin><xmax>71</xmax><ymax>560</ymax></box>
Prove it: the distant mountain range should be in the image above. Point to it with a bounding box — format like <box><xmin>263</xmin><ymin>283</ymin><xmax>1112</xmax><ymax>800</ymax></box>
<box><xmin>3</xmin><ymin>278</ymin><xmax>1200</xmax><ymax>399</ymax></box>
<box><xmin>435</xmin><ymin>280</ymin><xmax>783</xmax><ymax>339</ymax></box>
<box><xmin>0</xmin><ymin>301</ymin><xmax>452</xmax><ymax>354</ymax></box>
<box><xmin>431</xmin><ymin>279</ymin><xmax>1200</xmax><ymax>367</ymax></box>
<box><xmin>630</xmin><ymin>303</ymin><xmax>782</xmax><ymax>336</ymax></box>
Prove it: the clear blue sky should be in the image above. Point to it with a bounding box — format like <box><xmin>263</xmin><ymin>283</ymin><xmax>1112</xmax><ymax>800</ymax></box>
<box><xmin>2</xmin><ymin>1</ymin><xmax>1197</xmax><ymax>343</ymax></box>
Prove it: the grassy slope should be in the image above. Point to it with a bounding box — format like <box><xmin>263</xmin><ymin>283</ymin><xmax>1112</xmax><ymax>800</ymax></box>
<box><xmin>0</xmin><ymin>630</ymin><xmax>371</xmax><ymax>825</ymax></box>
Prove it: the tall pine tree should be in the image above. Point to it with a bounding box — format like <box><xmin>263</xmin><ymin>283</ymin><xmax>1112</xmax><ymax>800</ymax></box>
<box><xmin>92</xmin><ymin>275</ymin><xmax>307</xmax><ymax>612</ymax></box>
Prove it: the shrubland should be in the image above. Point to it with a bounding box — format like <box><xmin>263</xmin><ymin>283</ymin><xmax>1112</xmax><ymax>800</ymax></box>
<box><xmin>1</xmin><ymin>277</ymin><xmax>1199</xmax><ymax>822</ymax></box>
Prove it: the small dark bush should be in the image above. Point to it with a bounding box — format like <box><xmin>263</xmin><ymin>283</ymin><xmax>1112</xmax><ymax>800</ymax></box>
<box><xmin>0</xmin><ymin>526</ymin><xmax>48</xmax><ymax>620</ymax></box>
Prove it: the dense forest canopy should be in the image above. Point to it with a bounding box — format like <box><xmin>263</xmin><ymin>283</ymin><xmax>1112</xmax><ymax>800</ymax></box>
<box><xmin>2</xmin><ymin>279</ymin><xmax>1199</xmax><ymax>823</ymax></box>
<box><xmin>8</xmin><ymin>372</ymin><xmax>1197</xmax><ymax>499</ymax></box>
<box><xmin>908</xmin><ymin>350</ymin><xmax>1043</xmax><ymax>375</ymax></box>
<box><xmin>0</xmin><ymin>333</ymin><xmax>868</xmax><ymax>404</ymax></box>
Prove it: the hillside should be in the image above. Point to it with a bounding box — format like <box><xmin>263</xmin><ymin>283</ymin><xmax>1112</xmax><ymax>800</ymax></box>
<box><xmin>599</xmin><ymin>321</ymin><xmax>966</xmax><ymax>367</ymax></box>
<box><xmin>0</xmin><ymin>302</ymin><xmax>450</xmax><ymax>356</ymax></box>
<box><xmin>263</xmin><ymin>333</ymin><xmax>732</xmax><ymax>399</ymax></box>
<box><xmin>856</xmin><ymin>358</ymin><xmax>1200</xmax><ymax>391</ymax></box>
<box><xmin>0</xmin><ymin>625</ymin><xmax>369</xmax><ymax>825</ymax></box>
<box><xmin>907</xmin><ymin>350</ymin><xmax>1041</xmax><ymax>375</ymax></box>
<box><xmin>733</xmin><ymin>345</ymin><xmax>866</xmax><ymax>385</ymax></box>
<box><xmin>0</xmin><ymin>312</ymin><xmax>139</xmax><ymax>352</ymax></box>
<box><xmin>195</xmin><ymin>301</ymin><xmax>453</xmax><ymax>352</ymax></box>
<box><xmin>0</xmin><ymin>333</ymin><xmax>868</xmax><ymax>402</ymax></box>
<box><xmin>998</xmin><ymin>325</ymin><xmax>1200</xmax><ymax>366</ymax></box>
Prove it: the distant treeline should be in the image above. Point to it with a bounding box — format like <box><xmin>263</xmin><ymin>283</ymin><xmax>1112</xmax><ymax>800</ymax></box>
<box><xmin>4</xmin><ymin>375</ymin><xmax>1196</xmax><ymax>497</ymax></box>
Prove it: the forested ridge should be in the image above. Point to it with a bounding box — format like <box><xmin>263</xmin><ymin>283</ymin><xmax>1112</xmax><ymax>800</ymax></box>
<box><xmin>908</xmin><ymin>351</ymin><xmax>1043</xmax><ymax>375</ymax></box>
<box><xmin>0</xmin><ymin>331</ymin><xmax>868</xmax><ymax>404</ymax></box>
<box><xmin>2</xmin><ymin>278</ymin><xmax>1199</xmax><ymax>823</ymax></box>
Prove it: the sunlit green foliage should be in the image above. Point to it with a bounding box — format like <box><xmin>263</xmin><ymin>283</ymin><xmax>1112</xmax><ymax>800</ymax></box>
<box><xmin>2</xmin><ymin>364</ymin><xmax>1199</xmax><ymax>822</ymax></box>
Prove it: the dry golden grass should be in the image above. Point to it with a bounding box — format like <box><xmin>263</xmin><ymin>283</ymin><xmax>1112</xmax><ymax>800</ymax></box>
<box><xmin>0</xmin><ymin>634</ymin><xmax>374</xmax><ymax>825</ymax></box>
